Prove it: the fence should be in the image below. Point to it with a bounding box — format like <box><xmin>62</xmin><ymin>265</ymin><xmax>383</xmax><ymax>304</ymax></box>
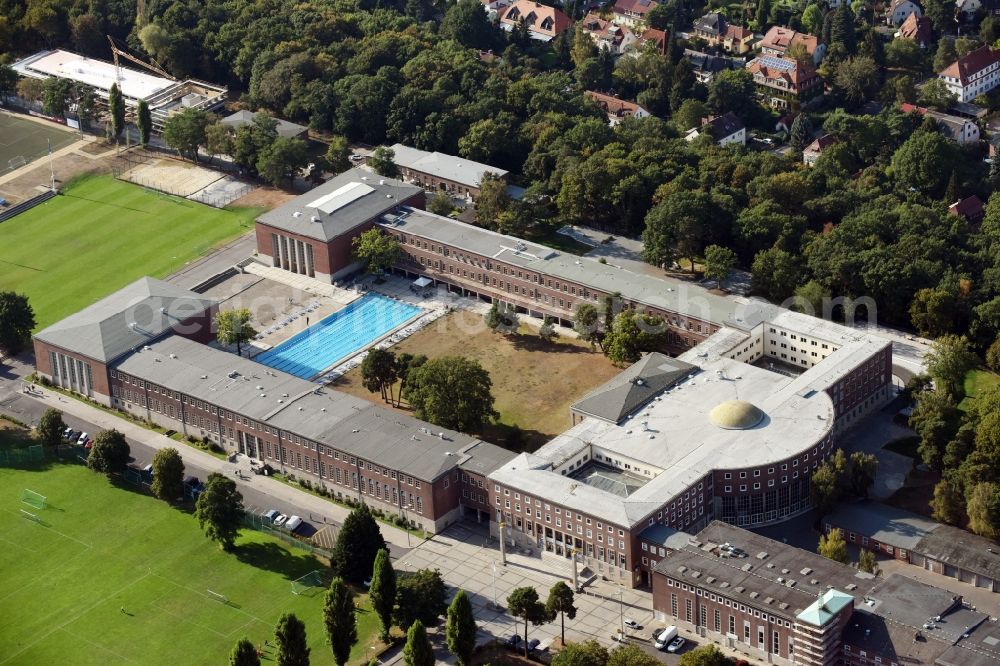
<box><xmin>111</xmin><ymin>148</ymin><xmax>254</xmax><ymax>209</ymax></box>
<box><xmin>242</xmin><ymin>512</ymin><xmax>334</xmax><ymax>559</ymax></box>
<box><xmin>0</xmin><ymin>445</ymin><xmax>44</xmax><ymax>466</ymax></box>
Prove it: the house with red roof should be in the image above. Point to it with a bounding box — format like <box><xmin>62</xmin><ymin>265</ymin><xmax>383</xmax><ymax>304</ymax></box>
<box><xmin>900</xmin><ymin>103</ymin><xmax>981</xmax><ymax>144</ymax></box>
<box><xmin>579</xmin><ymin>13</ymin><xmax>638</xmax><ymax>55</ymax></box>
<box><xmin>746</xmin><ymin>55</ymin><xmax>822</xmax><ymax>109</ymax></box>
<box><xmin>759</xmin><ymin>26</ymin><xmax>826</xmax><ymax>65</ymax></box>
<box><xmin>692</xmin><ymin>13</ymin><xmax>755</xmax><ymax>54</ymax></box>
<box><xmin>611</xmin><ymin>0</ymin><xmax>659</xmax><ymax>27</ymax></box>
<box><xmin>498</xmin><ymin>0</ymin><xmax>571</xmax><ymax>41</ymax></box>
<box><xmin>585</xmin><ymin>91</ymin><xmax>652</xmax><ymax>125</ymax></box>
<box><xmin>802</xmin><ymin>134</ymin><xmax>839</xmax><ymax>166</ymax></box>
<box><xmin>938</xmin><ymin>46</ymin><xmax>1000</xmax><ymax>102</ymax></box>
<box><xmin>895</xmin><ymin>11</ymin><xmax>932</xmax><ymax>47</ymax></box>
<box><xmin>948</xmin><ymin>195</ymin><xmax>985</xmax><ymax>223</ymax></box>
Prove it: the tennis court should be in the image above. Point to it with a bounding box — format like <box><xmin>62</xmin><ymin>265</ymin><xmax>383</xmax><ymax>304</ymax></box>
<box><xmin>0</xmin><ymin>113</ymin><xmax>79</xmax><ymax>174</ymax></box>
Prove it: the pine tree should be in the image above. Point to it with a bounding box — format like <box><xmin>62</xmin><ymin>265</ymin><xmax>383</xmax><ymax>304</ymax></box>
<box><xmin>137</xmin><ymin>99</ymin><xmax>152</xmax><ymax>147</ymax></box>
<box><xmin>275</xmin><ymin>613</ymin><xmax>310</xmax><ymax>666</ymax></box>
<box><xmin>832</xmin><ymin>3</ymin><xmax>856</xmax><ymax>56</ymax></box>
<box><xmin>331</xmin><ymin>504</ymin><xmax>386</xmax><ymax>583</ymax></box>
<box><xmin>756</xmin><ymin>0</ymin><xmax>771</xmax><ymax>31</ymax></box>
<box><xmin>324</xmin><ymin>578</ymin><xmax>358</xmax><ymax>666</ymax></box>
<box><xmin>108</xmin><ymin>82</ymin><xmax>125</xmax><ymax>140</ymax></box>
<box><xmin>446</xmin><ymin>590</ymin><xmax>477</xmax><ymax>666</ymax></box>
<box><xmin>369</xmin><ymin>549</ymin><xmax>397</xmax><ymax>642</ymax></box>
<box><xmin>403</xmin><ymin>620</ymin><xmax>435</xmax><ymax>666</ymax></box>
<box><xmin>230</xmin><ymin>637</ymin><xmax>261</xmax><ymax>666</ymax></box>
<box><xmin>789</xmin><ymin>113</ymin><xmax>814</xmax><ymax>151</ymax></box>
<box><xmin>945</xmin><ymin>170</ymin><xmax>960</xmax><ymax>203</ymax></box>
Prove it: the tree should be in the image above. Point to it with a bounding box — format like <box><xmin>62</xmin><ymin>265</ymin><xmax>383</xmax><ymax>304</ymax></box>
<box><xmin>446</xmin><ymin>590</ymin><xmax>477</xmax><ymax>666</ymax></box>
<box><xmin>708</xmin><ymin>70</ymin><xmax>756</xmax><ymax>119</ymax></box>
<box><xmin>674</xmin><ymin>99</ymin><xmax>707</xmax><ymax>131</ymax></box>
<box><xmin>539</xmin><ymin>316</ymin><xmax>558</xmax><ymax>342</ymax></box>
<box><xmin>194</xmin><ymin>473</ymin><xmax>244</xmax><ymax>551</ymax></box>
<box><xmin>677</xmin><ymin>644</ymin><xmax>731</xmax><ymax>666</ymax></box>
<box><xmin>910</xmin><ymin>288</ymin><xmax>959</xmax><ymax>338</ymax></box>
<box><xmin>966</xmin><ymin>482</ymin><xmax>1000</xmax><ymax>538</ymax></box>
<box><xmin>395</xmin><ymin>568</ymin><xmax>448</xmax><ymax>630</ymax></box>
<box><xmin>703</xmin><ymin>245</ymin><xmax>737</xmax><ymax>286</ymax></box>
<box><xmin>16</xmin><ymin>77</ymin><xmax>45</xmax><ymax>103</ymax></box>
<box><xmin>324</xmin><ymin>578</ymin><xmax>357</xmax><ymax>666</ymax></box>
<box><xmin>544</xmin><ymin>582</ymin><xmax>577</xmax><ymax>644</ymax></box>
<box><xmin>331</xmin><ymin>504</ymin><xmax>387</xmax><ymax>583</ymax></box>
<box><xmin>756</xmin><ymin>0</ymin><xmax>772</xmax><ymax>31</ymax></box>
<box><xmin>793</xmin><ymin>281</ymin><xmax>830</xmax><ymax>316</ymax></box>
<box><xmin>818</xmin><ymin>528</ymin><xmax>849</xmax><ymax>563</ymax></box>
<box><xmin>474</xmin><ymin>173</ymin><xmax>511</xmax><ymax>228</ymax></box>
<box><xmin>0</xmin><ymin>291</ymin><xmax>36</xmax><ymax>356</ymax></box>
<box><xmin>848</xmin><ymin>452</ymin><xmax>878</xmax><ymax>498</ymax></box>
<box><xmin>325</xmin><ymin>136</ymin><xmax>352</xmax><ymax>174</ymax></box>
<box><xmin>406</xmin><ymin>356</ymin><xmax>498</xmax><ymax>432</ymax></box>
<box><xmin>109</xmin><ymin>82</ymin><xmax>125</xmax><ymax>140</ymax></box>
<box><xmin>485</xmin><ymin>302</ymin><xmax>518</xmax><ymax>334</ymax></box>
<box><xmin>87</xmin><ymin>429</ymin><xmax>130</xmax><ymax>477</ymax></box>
<box><xmin>603</xmin><ymin>312</ymin><xmax>641</xmax><ymax>366</ymax></box>
<box><xmin>42</xmin><ymin>77</ymin><xmax>73</xmax><ymax>117</ymax></box>
<box><xmin>36</xmin><ymin>408</ymin><xmax>65</xmax><ymax>449</ymax></box>
<box><xmin>137</xmin><ymin>100</ymin><xmax>152</xmax><ymax>147</ymax></box>
<box><xmin>810</xmin><ymin>463</ymin><xmax>839</xmax><ymax>516</ymax></box>
<box><xmin>931</xmin><ymin>474</ymin><xmax>966</xmax><ymax>525</ymax></box>
<box><xmin>230</xmin><ymin>638</ymin><xmax>261</xmax><ymax>666</ymax></box>
<box><xmin>831</xmin><ymin>2</ymin><xmax>857</xmax><ymax>57</ymax></box>
<box><xmin>858</xmin><ymin>548</ymin><xmax>881</xmax><ymax>576</ymax></box>
<box><xmin>925</xmin><ymin>335</ymin><xmax>979</xmax><ymax>401</ymax></box>
<box><xmin>370</xmin><ymin>548</ymin><xmax>397</xmax><ymax>642</ymax></box>
<box><xmin>257</xmin><ymin>137</ymin><xmax>309</xmax><ymax>187</ymax></box>
<box><xmin>751</xmin><ymin>248</ymin><xmax>804</xmax><ymax>302</ymax></box>
<box><xmin>507</xmin><ymin>586</ymin><xmax>548</xmax><ymax>658</ymax></box>
<box><xmin>918</xmin><ymin>78</ymin><xmax>958</xmax><ymax>111</ymax></box>
<box><xmin>352</xmin><ymin>228</ymin><xmax>401</xmax><ymax>275</ymax></box>
<box><xmin>441</xmin><ymin>0</ymin><xmax>496</xmax><ymax>50</ymax></box>
<box><xmin>910</xmin><ymin>389</ymin><xmax>960</xmax><ymax>471</ymax></box>
<box><xmin>361</xmin><ymin>348</ymin><xmax>399</xmax><ymax>404</ymax></box>
<box><xmin>987</xmin><ymin>337</ymin><xmax>1000</xmax><ymax>372</ymax></box>
<box><xmin>151</xmin><ymin>447</ymin><xmax>185</xmax><ymax>502</ymax></box>
<box><xmin>574</xmin><ymin>303</ymin><xmax>601</xmax><ymax>348</ymax></box>
<box><xmin>403</xmin><ymin>620</ymin><xmax>434</xmax><ymax>666</ymax></box>
<box><xmin>552</xmin><ymin>641</ymin><xmax>608</xmax><ymax>666</ymax></box>
<box><xmin>204</xmin><ymin>123</ymin><xmax>234</xmax><ymax>161</ymax></box>
<box><xmin>275</xmin><ymin>612</ymin><xmax>310</xmax><ymax>666</ymax></box>
<box><xmin>802</xmin><ymin>4</ymin><xmax>824</xmax><ymax>36</ymax></box>
<box><xmin>428</xmin><ymin>192</ymin><xmax>455</xmax><ymax>216</ymax></box>
<box><xmin>608</xmin><ymin>644</ymin><xmax>659</xmax><ymax>666</ymax></box>
<box><xmin>789</xmin><ymin>113</ymin><xmax>813</xmax><ymax>151</ymax></box>
<box><xmin>215</xmin><ymin>308</ymin><xmax>257</xmax><ymax>357</ymax></box>
<box><xmin>370</xmin><ymin>147</ymin><xmax>398</xmax><ymax>177</ymax></box>
<box><xmin>834</xmin><ymin>56</ymin><xmax>879</xmax><ymax>106</ymax></box>
<box><xmin>162</xmin><ymin>108</ymin><xmax>210</xmax><ymax>161</ymax></box>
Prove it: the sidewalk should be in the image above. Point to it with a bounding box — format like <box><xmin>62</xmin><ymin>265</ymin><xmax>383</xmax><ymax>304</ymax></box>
<box><xmin>25</xmin><ymin>388</ymin><xmax>416</xmax><ymax>550</ymax></box>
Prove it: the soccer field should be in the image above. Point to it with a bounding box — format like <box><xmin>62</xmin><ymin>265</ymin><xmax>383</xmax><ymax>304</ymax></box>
<box><xmin>0</xmin><ymin>464</ymin><xmax>380</xmax><ymax>665</ymax></box>
<box><xmin>0</xmin><ymin>175</ymin><xmax>260</xmax><ymax>331</ymax></box>
<box><xmin>0</xmin><ymin>113</ymin><xmax>79</xmax><ymax>172</ymax></box>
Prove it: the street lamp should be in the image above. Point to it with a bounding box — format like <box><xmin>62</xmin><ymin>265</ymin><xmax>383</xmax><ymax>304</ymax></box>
<box><xmin>491</xmin><ymin>559</ymin><xmax>499</xmax><ymax>610</ymax></box>
<box><xmin>617</xmin><ymin>586</ymin><xmax>625</xmax><ymax>639</ymax></box>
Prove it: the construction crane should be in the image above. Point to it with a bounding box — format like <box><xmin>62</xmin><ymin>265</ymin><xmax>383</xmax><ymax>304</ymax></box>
<box><xmin>106</xmin><ymin>35</ymin><xmax>176</xmax><ymax>88</ymax></box>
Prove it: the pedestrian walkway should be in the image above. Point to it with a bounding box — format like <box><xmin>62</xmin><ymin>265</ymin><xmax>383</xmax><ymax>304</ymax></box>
<box><xmin>25</xmin><ymin>388</ymin><xmax>416</xmax><ymax>549</ymax></box>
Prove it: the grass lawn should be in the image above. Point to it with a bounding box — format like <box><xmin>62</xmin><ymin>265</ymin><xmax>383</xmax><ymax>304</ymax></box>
<box><xmin>958</xmin><ymin>368</ymin><xmax>1000</xmax><ymax>412</ymax></box>
<box><xmin>0</xmin><ymin>463</ymin><xmax>382</xmax><ymax>665</ymax></box>
<box><xmin>0</xmin><ymin>174</ymin><xmax>261</xmax><ymax>331</ymax></box>
<box><xmin>332</xmin><ymin>311</ymin><xmax>621</xmax><ymax>450</ymax></box>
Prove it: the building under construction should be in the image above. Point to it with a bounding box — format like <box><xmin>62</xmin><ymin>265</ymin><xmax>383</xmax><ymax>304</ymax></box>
<box><xmin>11</xmin><ymin>49</ymin><xmax>227</xmax><ymax>130</ymax></box>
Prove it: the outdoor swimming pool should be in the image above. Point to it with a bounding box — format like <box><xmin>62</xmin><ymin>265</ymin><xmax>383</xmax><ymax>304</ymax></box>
<box><xmin>253</xmin><ymin>294</ymin><xmax>422</xmax><ymax>379</ymax></box>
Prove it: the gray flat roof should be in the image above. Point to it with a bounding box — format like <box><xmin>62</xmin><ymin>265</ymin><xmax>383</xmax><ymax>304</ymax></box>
<box><xmin>654</xmin><ymin>522</ymin><xmax>875</xmax><ymax>618</ymax></box>
<box><xmin>383</xmin><ymin>208</ymin><xmax>740</xmax><ymax>324</ymax></box>
<box><xmin>639</xmin><ymin>524</ymin><xmax>694</xmax><ymax>550</ymax></box>
<box><xmin>915</xmin><ymin>525</ymin><xmax>1000</xmax><ymax>583</ymax></box>
<box><xmin>389</xmin><ymin>144</ymin><xmax>508</xmax><ymax>188</ymax></box>
<box><xmin>34</xmin><ymin>277</ymin><xmax>215</xmax><ymax>363</ymax></box>
<box><xmin>571</xmin><ymin>353</ymin><xmax>697</xmax><ymax>423</ymax></box>
<box><xmin>824</xmin><ymin>501</ymin><xmax>940</xmax><ymax>551</ymax></box>
<box><xmin>258</xmin><ymin>169</ymin><xmax>422</xmax><ymax>242</ymax></box>
<box><xmin>221</xmin><ymin>110</ymin><xmax>308</xmax><ymax>139</ymax></box>
<box><xmin>113</xmin><ymin>335</ymin><xmax>511</xmax><ymax>481</ymax></box>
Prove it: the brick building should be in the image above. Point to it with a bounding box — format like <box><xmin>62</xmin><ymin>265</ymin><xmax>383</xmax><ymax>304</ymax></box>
<box><xmin>387</xmin><ymin>144</ymin><xmax>508</xmax><ymax>202</ymax></box>
<box><xmin>746</xmin><ymin>55</ymin><xmax>823</xmax><ymax>110</ymax></box>
<box><xmin>254</xmin><ymin>169</ymin><xmax>425</xmax><ymax>283</ymax></box>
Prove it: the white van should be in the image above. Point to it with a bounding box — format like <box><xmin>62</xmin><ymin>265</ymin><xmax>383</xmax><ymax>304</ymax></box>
<box><xmin>284</xmin><ymin>515</ymin><xmax>303</xmax><ymax>532</ymax></box>
<box><xmin>654</xmin><ymin>626</ymin><xmax>678</xmax><ymax>650</ymax></box>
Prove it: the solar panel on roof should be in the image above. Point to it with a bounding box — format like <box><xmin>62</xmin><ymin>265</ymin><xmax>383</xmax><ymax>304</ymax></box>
<box><xmin>758</xmin><ymin>55</ymin><xmax>795</xmax><ymax>71</ymax></box>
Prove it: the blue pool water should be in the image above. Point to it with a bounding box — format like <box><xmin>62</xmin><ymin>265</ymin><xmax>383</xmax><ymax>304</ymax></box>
<box><xmin>254</xmin><ymin>294</ymin><xmax>422</xmax><ymax>379</ymax></box>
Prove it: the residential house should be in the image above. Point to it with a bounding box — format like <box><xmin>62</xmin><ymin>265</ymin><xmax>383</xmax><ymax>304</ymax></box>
<box><xmin>759</xmin><ymin>26</ymin><xmax>826</xmax><ymax>65</ymax></box>
<box><xmin>684</xmin><ymin>49</ymin><xmax>742</xmax><ymax>83</ymax></box>
<box><xmin>637</xmin><ymin>27</ymin><xmax>668</xmax><ymax>55</ymax></box>
<box><xmin>949</xmin><ymin>195</ymin><xmax>985</xmax><ymax>223</ymax></box>
<box><xmin>498</xmin><ymin>0</ymin><xmax>571</xmax><ymax>41</ymax></box>
<box><xmin>885</xmin><ymin>0</ymin><xmax>922</xmax><ymax>25</ymax></box>
<box><xmin>802</xmin><ymin>134</ymin><xmax>838</xmax><ymax>166</ymax></box>
<box><xmin>480</xmin><ymin>0</ymin><xmax>513</xmax><ymax>19</ymax></box>
<box><xmin>692</xmin><ymin>13</ymin><xmax>755</xmax><ymax>54</ymax></box>
<box><xmin>900</xmin><ymin>103</ymin><xmax>982</xmax><ymax>144</ymax></box>
<box><xmin>388</xmin><ymin>144</ymin><xmax>509</xmax><ymax>201</ymax></box>
<box><xmin>611</xmin><ymin>0</ymin><xmax>658</xmax><ymax>28</ymax></box>
<box><xmin>895</xmin><ymin>11</ymin><xmax>932</xmax><ymax>47</ymax></box>
<box><xmin>579</xmin><ymin>13</ymin><xmax>638</xmax><ymax>55</ymax></box>
<box><xmin>684</xmin><ymin>112</ymin><xmax>746</xmax><ymax>146</ymax></box>
<box><xmin>938</xmin><ymin>46</ymin><xmax>1000</xmax><ymax>103</ymax></box>
<box><xmin>585</xmin><ymin>90</ymin><xmax>652</xmax><ymax>125</ymax></box>
<box><xmin>956</xmin><ymin>0</ymin><xmax>982</xmax><ymax>21</ymax></box>
<box><xmin>746</xmin><ymin>55</ymin><xmax>823</xmax><ymax>109</ymax></box>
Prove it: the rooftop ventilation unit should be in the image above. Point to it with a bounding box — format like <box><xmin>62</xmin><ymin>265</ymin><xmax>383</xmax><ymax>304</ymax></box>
<box><xmin>169</xmin><ymin>354</ymin><xmax>177</xmax><ymax>359</ymax></box>
<box><xmin>293</xmin><ymin>211</ymin><xmax>302</xmax><ymax>218</ymax></box>
<box><xmin>379</xmin><ymin>179</ymin><xmax>385</xmax><ymax>185</ymax></box>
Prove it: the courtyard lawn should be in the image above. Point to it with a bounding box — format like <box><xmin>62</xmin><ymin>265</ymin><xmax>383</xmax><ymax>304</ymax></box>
<box><xmin>0</xmin><ymin>463</ymin><xmax>382</xmax><ymax>666</ymax></box>
<box><xmin>332</xmin><ymin>310</ymin><xmax>621</xmax><ymax>450</ymax></box>
<box><xmin>0</xmin><ymin>174</ymin><xmax>260</xmax><ymax>331</ymax></box>
<box><xmin>958</xmin><ymin>368</ymin><xmax>1000</xmax><ymax>412</ymax></box>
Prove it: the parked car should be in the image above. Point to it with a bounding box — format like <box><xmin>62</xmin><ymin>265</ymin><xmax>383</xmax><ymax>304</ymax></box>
<box><xmin>65</xmin><ymin>429</ymin><xmax>80</xmax><ymax>442</ymax></box>
<box><xmin>624</xmin><ymin>619</ymin><xmax>643</xmax><ymax>630</ymax></box>
<box><xmin>362</xmin><ymin>578</ymin><xmax>372</xmax><ymax>588</ymax></box>
<box><xmin>504</xmin><ymin>634</ymin><xmax>521</xmax><ymax>648</ymax></box>
<box><xmin>654</xmin><ymin>626</ymin><xmax>678</xmax><ymax>650</ymax></box>
<box><xmin>263</xmin><ymin>509</ymin><xmax>280</xmax><ymax>523</ymax></box>
<box><xmin>184</xmin><ymin>475</ymin><xmax>203</xmax><ymax>490</ymax></box>
<box><xmin>284</xmin><ymin>515</ymin><xmax>303</xmax><ymax>532</ymax></box>
<box><xmin>273</xmin><ymin>514</ymin><xmax>288</xmax><ymax>527</ymax></box>
<box><xmin>63</xmin><ymin>427</ymin><xmax>74</xmax><ymax>440</ymax></box>
<box><xmin>81</xmin><ymin>437</ymin><xmax>93</xmax><ymax>449</ymax></box>
<box><xmin>77</xmin><ymin>432</ymin><xmax>88</xmax><ymax>445</ymax></box>
<box><xmin>667</xmin><ymin>637</ymin><xmax>686</xmax><ymax>653</ymax></box>
<box><xmin>527</xmin><ymin>638</ymin><xmax>541</xmax><ymax>652</ymax></box>
<box><xmin>141</xmin><ymin>464</ymin><xmax>154</xmax><ymax>481</ymax></box>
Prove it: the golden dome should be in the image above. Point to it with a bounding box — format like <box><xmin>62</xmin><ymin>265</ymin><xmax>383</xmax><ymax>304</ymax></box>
<box><xmin>709</xmin><ymin>400</ymin><xmax>765</xmax><ymax>430</ymax></box>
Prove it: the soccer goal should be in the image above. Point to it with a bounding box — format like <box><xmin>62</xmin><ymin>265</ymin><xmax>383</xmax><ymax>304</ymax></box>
<box><xmin>21</xmin><ymin>489</ymin><xmax>47</xmax><ymax>510</ymax></box>
<box><xmin>206</xmin><ymin>589</ymin><xmax>229</xmax><ymax>605</ymax></box>
<box><xmin>19</xmin><ymin>509</ymin><xmax>41</xmax><ymax>523</ymax></box>
<box><xmin>291</xmin><ymin>570</ymin><xmax>329</xmax><ymax>596</ymax></box>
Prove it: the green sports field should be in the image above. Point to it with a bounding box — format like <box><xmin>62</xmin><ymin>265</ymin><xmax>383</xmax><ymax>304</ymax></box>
<box><xmin>0</xmin><ymin>463</ymin><xmax>381</xmax><ymax>665</ymax></box>
<box><xmin>0</xmin><ymin>175</ymin><xmax>261</xmax><ymax>331</ymax></box>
